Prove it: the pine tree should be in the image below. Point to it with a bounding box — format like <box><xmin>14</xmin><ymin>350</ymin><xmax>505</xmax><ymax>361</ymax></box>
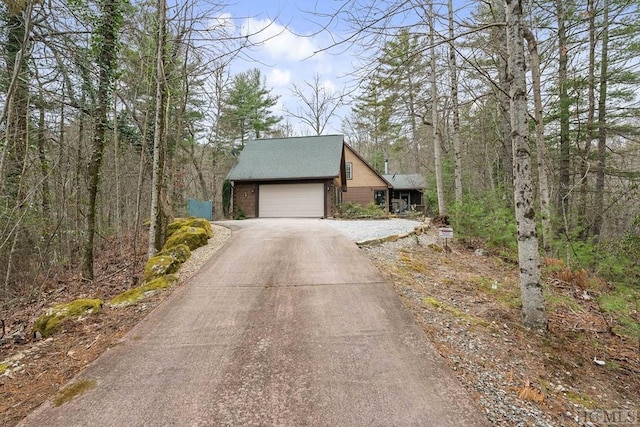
<box><xmin>219</xmin><ymin>68</ymin><xmax>281</xmax><ymax>146</ymax></box>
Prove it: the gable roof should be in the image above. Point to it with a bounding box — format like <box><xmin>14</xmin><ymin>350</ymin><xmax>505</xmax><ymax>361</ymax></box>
<box><xmin>344</xmin><ymin>143</ymin><xmax>393</xmax><ymax>187</ymax></box>
<box><xmin>383</xmin><ymin>174</ymin><xmax>426</xmax><ymax>190</ymax></box>
<box><xmin>226</xmin><ymin>135</ymin><xmax>345</xmax><ymax>181</ymax></box>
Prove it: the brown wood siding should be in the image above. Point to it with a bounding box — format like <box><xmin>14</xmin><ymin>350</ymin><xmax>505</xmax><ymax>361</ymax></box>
<box><xmin>343</xmin><ymin>186</ymin><xmax>388</xmax><ymax>207</ymax></box>
<box><xmin>233</xmin><ymin>183</ymin><xmax>258</xmax><ymax>218</ymax></box>
<box><xmin>344</xmin><ymin>146</ymin><xmax>388</xmax><ymax>187</ymax></box>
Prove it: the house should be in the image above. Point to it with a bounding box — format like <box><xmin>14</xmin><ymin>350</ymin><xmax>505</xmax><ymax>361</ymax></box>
<box><xmin>226</xmin><ymin>135</ymin><xmax>346</xmax><ymax>218</ymax></box>
<box><xmin>383</xmin><ymin>174</ymin><xmax>427</xmax><ymax>214</ymax></box>
<box><xmin>341</xmin><ymin>144</ymin><xmax>392</xmax><ymax>210</ymax></box>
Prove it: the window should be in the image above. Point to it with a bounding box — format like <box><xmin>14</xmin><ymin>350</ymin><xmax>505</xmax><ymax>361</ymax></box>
<box><xmin>374</xmin><ymin>190</ymin><xmax>386</xmax><ymax>208</ymax></box>
<box><xmin>346</xmin><ymin>162</ymin><xmax>353</xmax><ymax>180</ymax></box>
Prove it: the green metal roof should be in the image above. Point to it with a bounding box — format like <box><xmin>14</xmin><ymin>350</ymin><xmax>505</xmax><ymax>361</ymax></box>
<box><xmin>227</xmin><ymin>135</ymin><xmax>345</xmax><ymax>181</ymax></box>
<box><xmin>383</xmin><ymin>174</ymin><xmax>426</xmax><ymax>190</ymax></box>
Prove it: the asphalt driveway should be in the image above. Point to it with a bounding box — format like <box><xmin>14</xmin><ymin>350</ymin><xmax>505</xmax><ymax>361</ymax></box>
<box><xmin>20</xmin><ymin>219</ymin><xmax>488</xmax><ymax>426</ymax></box>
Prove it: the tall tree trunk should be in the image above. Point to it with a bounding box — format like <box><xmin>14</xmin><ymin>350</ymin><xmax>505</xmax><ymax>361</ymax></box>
<box><xmin>430</xmin><ymin>3</ymin><xmax>446</xmax><ymax>216</ymax></box>
<box><xmin>556</xmin><ymin>0</ymin><xmax>571</xmax><ymax>230</ymax></box>
<box><xmin>579</xmin><ymin>0</ymin><xmax>597</xmax><ymax>239</ymax></box>
<box><xmin>37</xmin><ymin>100</ymin><xmax>50</xmax><ymax>215</ymax></box>
<box><xmin>507</xmin><ymin>0</ymin><xmax>547</xmax><ymax>330</ymax></box>
<box><xmin>492</xmin><ymin>0</ymin><xmax>514</xmax><ymax>192</ymax></box>
<box><xmin>1</xmin><ymin>2</ymin><xmax>31</xmax><ymax>201</ymax></box>
<box><xmin>592</xmin><ymin>0</ymin><xmax>609</xmax><ymax>240</ymax></box>
<box><xmin>83</xmin><ymin>0</ymin><xmax>122</xmax><ymax>280</ymax></box>
<box><xmin>524</xmin><ymin>28</ymin><xmax>553</xmax><ymax>254</ymax></box>
<box><xmin>149</xmin><ymin>0</ymin><xmax>168</xmax><ymax>258</ymax></box>
<box><xmin>448</xmin><ymin>0</ymin><xmax>463</xmax><ymax>204</ymax></box>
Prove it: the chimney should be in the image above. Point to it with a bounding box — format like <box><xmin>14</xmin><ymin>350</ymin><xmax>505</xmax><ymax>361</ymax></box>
<box><xmin>384</xmin><ymin>159</ymin><xmax>388</xmax><ymax>174</ymax></box>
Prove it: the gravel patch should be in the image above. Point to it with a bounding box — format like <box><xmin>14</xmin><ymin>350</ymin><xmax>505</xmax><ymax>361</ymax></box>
<box><xmin>176</xmin><ymin>224</ymin><xmax>231</xmax><ymax>281</ymax></box>
<box><xmin>325</xmin><ymin>218</ymin><xmax>422</xmax><ymax>243</ymax></box>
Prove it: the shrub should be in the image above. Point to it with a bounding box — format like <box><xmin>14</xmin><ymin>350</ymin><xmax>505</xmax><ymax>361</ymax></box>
<box><xmin>337</xmin><ymin>202</ymin><xmax>387</xmax><ymax>219</ymax></box>
<box><xmin>449</xmin><ymin>194</ymin><xmax>517</xmax><ymax>252</ymax></box>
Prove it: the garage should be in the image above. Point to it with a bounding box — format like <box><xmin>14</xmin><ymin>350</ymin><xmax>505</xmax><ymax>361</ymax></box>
<box><xmin>259</xmin><ymin>183</ymin><xmax>324</xmax><ymax>218</ymax></box>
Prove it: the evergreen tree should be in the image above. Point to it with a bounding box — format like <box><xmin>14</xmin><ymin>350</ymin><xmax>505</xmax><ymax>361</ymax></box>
<box><xmin>219</xmin><ymin>68</ymin><xmax>281</xmax><ymax>146</ymax></box>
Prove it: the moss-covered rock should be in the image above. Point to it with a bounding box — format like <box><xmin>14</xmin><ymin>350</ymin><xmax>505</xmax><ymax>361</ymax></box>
<box><xmin>157</xmin><ymin>243</ymin><xmax>191</xmax><ymax>264</ymax></box>
<box><xmin>167</xmin><ymin>217</ymin><xmax>212</xmax><ymax>239</ymax></box>
<box><xmin>143</xmin><ymin>255</ymin><xmax>182</xmax><ymax>282</ymax></box>
<box><xmin>109</xmin><ymin>274</ymin><xmax>178</xmax><ymax>307</ymax></box>
<box><xmin>33</xmin><ymin>299</ymin><xmax>103</xmax><ymax>338</ymax></box>
<box><xmin>162</xmin><ymin>226</ymin><xmax>209</xmax><ymax>251</ymax></box>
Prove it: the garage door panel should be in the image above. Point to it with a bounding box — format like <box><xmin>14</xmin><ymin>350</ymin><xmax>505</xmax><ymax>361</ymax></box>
<box><xmin>259</xmin><ymin>183</ymin><xmax>324</xmax><ymax>218</ymax></box>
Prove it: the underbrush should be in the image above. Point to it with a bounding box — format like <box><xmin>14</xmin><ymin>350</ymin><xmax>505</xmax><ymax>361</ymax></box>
<box><xmin>449</xmin><ymin>196</ymin><xmax>640</xmax><ymax>347</ymax></box>
<box><xmin>336</xmin><ymin>202</ymin><xmax>388</xmax><ymax>219</ymax></box>
<box><xmin>449</xmin><ymin>194</ymin><xmax>518</xmax><ymax>261</ymax></box>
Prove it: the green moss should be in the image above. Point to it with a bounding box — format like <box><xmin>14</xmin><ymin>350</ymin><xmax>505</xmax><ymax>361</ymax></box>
<box><xmin>162</xmin><ymin>226</ymin><xmax>209</xmax><ymax>251</ymax></box>
<box><xmin>33</xmin><ymin>299</ymin><xmax>103</xmax><ymax>338</ymax></box>
<box><xmin>110</xmin><ymin>274</ymin><xmax>178</xmax><ymax>307</ymax></box>
<box><xmin>143</xmin><ymin>255</ymin><xmax>182</xmax><ymax>282</ymax></box>
<box><xmin>167</xmin><ymin>217</ymin><xmax>212</xmax><ymax>238</ymax></box>
<box><xmin>0</xmin><ymin>362</ymin><xmax>8</xmax><ymax>375</ymax></box>
<box><xmin>53</xmin><ymin>379</ymin><xmax>96</xmax><ymax>407</ymax></box>
<box><xmin>564</xmin><ymin>390</ymin><xmax>597</xmax><ymax>409</ymax></box>
<box><xmin>158</xmin><ymin>243</ymin><xmax>191</xmax><ymax>264</ymax></box>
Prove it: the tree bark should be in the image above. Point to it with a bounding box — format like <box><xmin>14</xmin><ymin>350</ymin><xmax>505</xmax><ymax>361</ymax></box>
<box><xmin>83</xmin><ymin>0</ymin><xmax>121</xmax><ymax>280</ymax></box>
<box><xmin>523</xmin><ymin>27</ymin><xmax>552</xmax><ymax>254</ymax></box>
<box><xmin>492</xmin><ymin>0</ymin><xmax>514</xmax><ymax>192</ymax></box>
<box><xmin>578</xmin><ymin>0</ymin><xmax>597</xmax><ymax>239</ymax></box>
<box><xmin>430</xmin><ymin>3</ymin><xmax>446</xmax><ymax>216</ymax></box>
<box><xmin>556</xmin><ymin>0</ymin><xmax>571</xmax><ymax>229</ymax></box>
<box><xmin>149</xmin><ymin>0</ymin><xmax>168</xmax><ymax>258</ymax></box>
<box><xmin>0</xmin><ymin>2</ymin><xmax>31</xmax><ymax>201</ymax></box>
<box><xmin>448</xmin><ymin>0</ymin><xmax>463</xmax><ymax>204</ymax></box>
<box><xmin>592</xmin><ymin>0</ymin><xmax>609</xmax><ymax>240</ymax></box>
<box><xmin>507</xmin><ymin>0</ymin><xmax>547</xmax><ymax>330</ymax></box>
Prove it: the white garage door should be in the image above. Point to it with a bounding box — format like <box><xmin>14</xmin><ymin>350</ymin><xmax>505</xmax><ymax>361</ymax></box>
<box><xmin>259</xmin><ymin>183</ymin><xmax>325</xmax><ymax>218</ymax></box>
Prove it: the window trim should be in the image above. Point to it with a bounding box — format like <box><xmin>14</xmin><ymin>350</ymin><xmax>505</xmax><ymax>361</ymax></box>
<box><xmin>346</xmin><ymin>162</ymin><xmax>353</xmax><ymax>180</ymax></box>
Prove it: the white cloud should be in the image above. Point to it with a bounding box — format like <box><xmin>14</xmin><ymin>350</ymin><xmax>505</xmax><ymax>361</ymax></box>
<box><xmin>268</xmin><ymin>68</ymin><xmax>292</xmax><ymax>87</ymax></box>
<box><xmin>241</xmin><ymin>17</ymin><xmax>322</xmax><ymax>62</ymax></box>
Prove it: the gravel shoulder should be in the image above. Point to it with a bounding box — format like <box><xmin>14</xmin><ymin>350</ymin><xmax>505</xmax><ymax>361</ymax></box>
<box><xmin>324</xmin><ymin>218</ymin><xmax>421</xmax><ymax>243</ymax></box>
<box><xmin>360</xmin><ymin>228</ymin><xmax>640</xmax><ymax>427</ymax></box>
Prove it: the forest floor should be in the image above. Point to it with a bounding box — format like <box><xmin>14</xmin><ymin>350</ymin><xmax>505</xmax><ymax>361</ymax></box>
<box><xmin>1</xmin><ymin>224</ymin><xmax>639</xmax><ymax>426</ymax></box>
<box><xmin>363</xmin><ymin>230</ymin><xmax>640</xmax><ymax>426</ymax></box>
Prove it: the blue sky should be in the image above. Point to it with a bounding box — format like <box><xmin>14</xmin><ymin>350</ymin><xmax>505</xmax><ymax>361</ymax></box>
<box><xmin>212</xmin><ymin>1</ymin><xmax>362</xmax><ymax>135</ymax></box>
<box><xmin>211</xmin><ymin>1</ymin><xmax>474</xmax><ymax>135</ymax></box>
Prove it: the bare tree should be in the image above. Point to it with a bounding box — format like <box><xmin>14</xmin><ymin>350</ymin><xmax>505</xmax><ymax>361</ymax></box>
<box><xmin>524</xmin><ymin>27</ymin><xmax>552</xmax><ymax>254</ymax></box>
<box><xmin>149</xmin><ymin>0</ymin><xmax>168</xmax><ymax>258</ymax></box>
<box><xmin>83</xmin><ymin>0</ymin><xmax>125</xmax><ymax>280</ymax></box>
<box><xmin>592</xmin><ymin>0</ymin><xmax>610</xmax><ymax>240</ymax></box>
<box><xmin>448</xmin><ymin>0</ymin><xmax>463</xmax><ymax>204</ymax></box>
<box><xmin>286</xmin><ymin>73</ymin><xmax>343</xmax><ymax>135</ymax></box>
<box><xmin>430</xmin><ymin>3</ymin><xmax>446</xmax><ymax>216</ymax></box>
